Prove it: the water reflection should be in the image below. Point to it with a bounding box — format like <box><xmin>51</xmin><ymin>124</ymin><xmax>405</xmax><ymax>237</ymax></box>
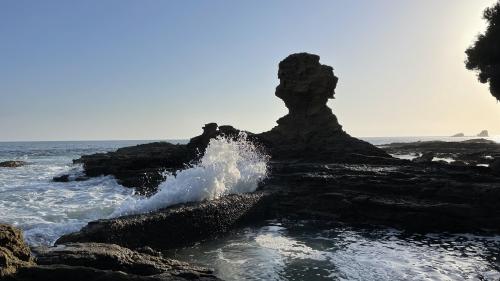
<box><xmin>166</xmin><ymin>220</ymin><xmax>500</xmax><ymax>281</ymax></box>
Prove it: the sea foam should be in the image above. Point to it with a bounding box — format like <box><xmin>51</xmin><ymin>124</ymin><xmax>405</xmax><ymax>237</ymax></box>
<box><xmin>111</xmin><ymin>133</ymin><xmax>269</xmax><ymax>217</ymax></box>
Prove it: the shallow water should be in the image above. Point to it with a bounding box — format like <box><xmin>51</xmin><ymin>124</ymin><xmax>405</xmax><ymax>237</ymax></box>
<box><xmin>0</xmin><ymin>140</ymin><xmax>152</xmax><ymax>245</ymax></box>
<box><xmin>167</xmin><ymin>221</ymin><xmax>500</xmax><ymax>281</ymax></box>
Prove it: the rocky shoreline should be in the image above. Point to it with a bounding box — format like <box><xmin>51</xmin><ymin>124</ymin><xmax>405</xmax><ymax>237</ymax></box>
<box><xmin>2</xmin><ymin>53</ymin><xmax>500</xmax><ymax>280</ymax></box>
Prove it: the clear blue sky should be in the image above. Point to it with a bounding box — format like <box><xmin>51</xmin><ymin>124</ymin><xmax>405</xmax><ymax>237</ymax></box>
<box><xmin>1</xmin><ymin>0</ymin><xmax>499</xmax><ymax>141</ymax></box>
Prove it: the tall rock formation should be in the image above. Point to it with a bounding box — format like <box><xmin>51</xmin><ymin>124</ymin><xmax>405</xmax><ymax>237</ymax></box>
<box><xmin>258</xmin><ymin>53</ymin><xmax>390</xmax><ymax>162</ymax></box>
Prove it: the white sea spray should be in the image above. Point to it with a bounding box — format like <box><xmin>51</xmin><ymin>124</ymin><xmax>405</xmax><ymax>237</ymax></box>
<box><xmin>111</xmin><ymin>133</ymin><xmax>269</xmax><ymax>216</ymax></box>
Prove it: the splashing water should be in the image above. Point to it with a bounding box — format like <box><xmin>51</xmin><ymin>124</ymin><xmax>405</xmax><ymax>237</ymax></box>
<box><xmin>112</xmin><ymin>134</ymin><xmax>269</xmax><ymax>216</ymax></box>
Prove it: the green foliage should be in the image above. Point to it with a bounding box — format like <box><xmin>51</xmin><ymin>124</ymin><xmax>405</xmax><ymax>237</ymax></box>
<box><xmin>465</xmin><ymin>1</ymin><xmax>500</xmax><ymax>100</ymax></box>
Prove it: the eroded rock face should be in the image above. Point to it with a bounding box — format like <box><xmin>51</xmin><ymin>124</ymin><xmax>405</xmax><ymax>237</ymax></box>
<box><xmin>258</xmin><ymin>53</ymin><xmax>391</xmax><ymax>162</ymax></box>
<box><xmin>0</xmin><ymin>224</ymin><xmax>35</xmax><ymax>277</ymax></box>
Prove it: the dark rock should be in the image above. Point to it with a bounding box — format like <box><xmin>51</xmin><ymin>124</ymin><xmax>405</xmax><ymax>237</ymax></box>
<box><xmin>52</xmin><ymin>175</ymin><xmax>70</xmax><ymax>182</ymax></box>
<box><xmin>0</xmin><ymin>224</ymin><xmax>35</xmax><ymax>277</ymax></box>
<box><xmin>412</xmin><ymin>152</ymin><xmax>434</xmax><ymax>163</ymax></box>
<box><xmin>477</xmin><ymin>130</ymin><xmax>489</xmax><ymax>137</ymax></box>
<box><xmin>490</xmin><ymin>158</ymin><xmax>500</xmax><ymax>174</ymax></box>
<box><xmin>451</xmin><ymin>133</ymin><xmax>465</xmax><ymax>137</ymax></box>
<box><xmin>257</xmin><ymin>53</ymin><xmax>392</xmax><ymax>163</ymax></box>
<box><xmin>74</xmin><ymin>142</ymin><xmax>192</xmax><ymax>195</ymax></box>
<box><xmin>29</xmin><ymin>243</ymin><xmax>218</xmax><ymax>280</ymax></box>
<box><xmin>264</xmin><ymin>161</ymin><xmax>500</xmax><ymax>232</ymax></box>
<box><xmin>56</xmin><ymin>192</ymin><xmax>273</xmax><ymax>249</ymax></box>
<box><xmin>0</xmin><ymin>161</ymin><xmax>27</xmax><ymax>168</ymax></box>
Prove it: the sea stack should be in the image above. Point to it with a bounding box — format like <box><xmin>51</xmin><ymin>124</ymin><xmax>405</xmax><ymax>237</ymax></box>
<box><xmin>258</xmin><ymin>53</ymin><xmax>390</xmax><ymax>162</ymax></box>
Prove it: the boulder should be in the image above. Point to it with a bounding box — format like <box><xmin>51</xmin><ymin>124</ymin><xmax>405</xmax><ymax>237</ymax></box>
<box><xmin>0</xmin><ymin>161</ymin><xmax>26</xmax><ymax>168</ymax></box>
<box><xmin>0</xmin><ymin>224</ymin><xmax>35</xmax><ymax>277</ymax></box>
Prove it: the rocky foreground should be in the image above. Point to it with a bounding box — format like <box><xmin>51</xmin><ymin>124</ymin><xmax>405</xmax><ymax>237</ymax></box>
<box><xmin>3</xmin><ymin>53</ymin><xmax>500</xmax><ymax>280</ymax></box>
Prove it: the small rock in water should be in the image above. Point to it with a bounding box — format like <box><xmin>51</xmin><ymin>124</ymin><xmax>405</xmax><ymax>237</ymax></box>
<box><xmin>52</xmin><ymin>175</ymin><xmax>70</xmax><ymax>182</ymax></box>
<box><xmin>0</xmin><ymin>161</ymin><xmax>27</xmax><ymax>168</ymax></box>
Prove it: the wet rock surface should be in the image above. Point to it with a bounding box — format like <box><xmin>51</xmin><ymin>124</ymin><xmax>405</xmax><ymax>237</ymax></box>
<box><xmin>56</xmin><ymin>192</ymin><xmax>273</xmax><ymax>249</ymax></box>
<box><xmin>381</xmin><ymin>138</ymin><xmax>500</xmax><ymax>166</ymax></box>
<box><xmin>0</xmin><ymin>225</ymin><xmax>35</xmax><ymax>277</ymax></box>
<box><xmin>0</xmin><ymin>161</ymin><xmax>26</xmax><ymax>168</ymax></box>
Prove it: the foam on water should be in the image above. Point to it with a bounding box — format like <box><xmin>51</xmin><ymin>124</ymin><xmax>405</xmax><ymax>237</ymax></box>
<box><xmin>0</xmin><ymin>141</ymin><xmax>141</xmax><ymax>246</ymax></box>
<box><xmin>112</xmin><ymin>134</ymin><xmax>269</xmax><ymax>216</ymax></box>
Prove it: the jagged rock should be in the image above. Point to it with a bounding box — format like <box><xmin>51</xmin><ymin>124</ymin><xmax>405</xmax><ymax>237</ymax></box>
<box><xmin>257</xmin><ymin>53</ymin><xmax>392</xmax><ymax>163</ymax></box>
<box><xmin>56</xmin><ymin>192</ymin><xmax>273</xmax><ymax>249</ymax></box>
<box><xmin>0</xmin><ymin>224</ymin><xmax>35</xmax><ymax>277</ymax></box>
<box><xmin>451</xmin><ymin>133</ymin><xmax>465</xmax><ymax>137</ymax></box>
<box><xmin>477</xmin><ymin>130</ymin><xmax>489</xmax><ymax>137</ymax></box>
<box><xmin>0</xmin><ymin>161</ymin><xmax>26</xmax><ymax>168</ymax></box>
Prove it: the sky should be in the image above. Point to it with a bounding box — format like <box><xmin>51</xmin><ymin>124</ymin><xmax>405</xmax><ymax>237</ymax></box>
<box><xmin>1</xmin><ymin>0</ymin><xmax>499</xmax><ymax>141</ymax></box>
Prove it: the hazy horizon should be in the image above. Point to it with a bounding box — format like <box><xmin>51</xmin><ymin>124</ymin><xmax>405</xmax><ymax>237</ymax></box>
<box><xmin>1</xmin><ymin>0</ymin><xmax>500</xmax><ymax>141</ymax></box>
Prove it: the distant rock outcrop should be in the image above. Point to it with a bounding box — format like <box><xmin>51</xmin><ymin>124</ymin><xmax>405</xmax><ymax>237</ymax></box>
<box><xmin>451</xmin><ymin>133</ymin><xmax>465</xmax><ymax>137</ymax></box>
<box><xmin>257</xmin><ymin>53</ymin><xmax>391</xmax><ymax>162</ymax></box>
<box><xmin>477</xmin><ymin>130</ymin><xmax>489</xmax><ymax>137</ymax></box>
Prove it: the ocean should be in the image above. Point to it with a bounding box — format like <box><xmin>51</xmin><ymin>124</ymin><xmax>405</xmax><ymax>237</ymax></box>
<box><xmin>1</xmin><ymin>137</ymin><xmax>499</xmax><ymax>280</ymax></box>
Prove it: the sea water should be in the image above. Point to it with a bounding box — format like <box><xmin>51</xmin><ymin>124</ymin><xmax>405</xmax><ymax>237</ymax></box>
<box><xmin>1</xmin><ymin>136</ymin><xmax>499</xmax><ymax>280</ymax></box>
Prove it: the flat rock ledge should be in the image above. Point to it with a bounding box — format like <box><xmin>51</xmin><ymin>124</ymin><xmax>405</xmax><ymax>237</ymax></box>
<box><xmin>56</xmin><ymin>192</ymin><xmax>273</xmax><ymax>249</ymax></box>
<box><xmin>4</xmin><ymin>243</ymin><xmax>219</xmax><ymax>281</ymax></box>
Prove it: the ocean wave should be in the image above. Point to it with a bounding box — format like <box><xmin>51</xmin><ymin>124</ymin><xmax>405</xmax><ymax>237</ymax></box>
<box><xmin>111</xmin><ymin>133</ymin><xmax>269</xmax><ymax>216</ymax></box>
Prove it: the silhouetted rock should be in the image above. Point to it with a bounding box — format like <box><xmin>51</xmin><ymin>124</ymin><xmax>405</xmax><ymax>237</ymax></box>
<box><xmin>477</xmin><ymin>130</ymin><xmax>489</xmax><ymax>137</ymax></box>
<box><xmin>0</xmin><ymin>224</ymin><xmax>35</xmax><ymax>277</ymax></box>
<box><xmin>451</xmin><ymin>133</ymin><xmax>465</xmax><ymax>137</ymax></box>
<box><xmin>0</xmin><ymin>161</ymin><xmax>27</xmax><ymax>168</ymax></box>
<box><xmin>257</xmin><ymin>53</ymin><xmax>392</xmax><ymax>163</ymax></box>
